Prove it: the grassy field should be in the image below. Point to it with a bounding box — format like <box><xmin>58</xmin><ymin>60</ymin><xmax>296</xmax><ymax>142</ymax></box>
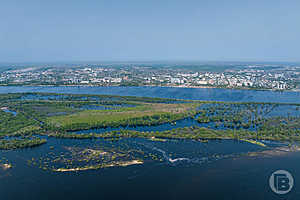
<box><xmin>45</xmin><ymin>102</ymin><xmax>200</xmax><ymax>130</ymax></box>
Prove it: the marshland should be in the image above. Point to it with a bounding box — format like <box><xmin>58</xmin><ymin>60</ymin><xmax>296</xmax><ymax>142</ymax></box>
<box><xmin>1</xmin><ymin>87</ymin><xmax>300</xmax><ymax>200</ymax></box>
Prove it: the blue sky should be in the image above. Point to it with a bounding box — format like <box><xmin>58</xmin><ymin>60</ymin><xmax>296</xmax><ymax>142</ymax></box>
<box><xmin>0</xmin><ymin>0</ymin><xmax>299</xmax><ymax>62</ymax></box>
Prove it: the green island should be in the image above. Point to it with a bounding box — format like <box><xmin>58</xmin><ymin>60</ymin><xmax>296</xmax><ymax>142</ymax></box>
<box><xmin>0</xmin><ymin>92</ymin><xmax>300</xmax><ymax>150</ymax></box>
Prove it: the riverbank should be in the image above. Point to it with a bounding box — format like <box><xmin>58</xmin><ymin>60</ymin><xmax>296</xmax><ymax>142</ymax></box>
<box><xmin>1</xmin><ymin>84</ymin><xmax>299</xmax><ymax>92</ymax></box>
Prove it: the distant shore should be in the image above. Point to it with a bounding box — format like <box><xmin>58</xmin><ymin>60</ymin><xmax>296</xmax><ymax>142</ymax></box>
<box><xmin>0</xmin><ymin>84</ymin><xmax>299</xmax><ymax>92</ymax></box>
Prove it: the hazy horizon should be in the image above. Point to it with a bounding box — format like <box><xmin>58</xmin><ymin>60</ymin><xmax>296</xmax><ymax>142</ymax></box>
<box><xmin>1</xmin><ymin>60</ymin><xmax>300</xmax><ymax>65</ymax></box>
<box><xmin>1</xmin><ymin>60</ymin><xmax>300</xmax><ymax>67</ymax></box>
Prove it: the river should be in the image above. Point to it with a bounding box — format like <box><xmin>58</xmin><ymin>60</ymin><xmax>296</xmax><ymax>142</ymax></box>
<box><xmin>0</xmin><ymin>86</ymin><xmax>299</xmax><ymax>200</ymax></box>
<box><xmin>0</xmin><ymin>85</ymin><xmax>300</xmax><ymax>103</ymax></box>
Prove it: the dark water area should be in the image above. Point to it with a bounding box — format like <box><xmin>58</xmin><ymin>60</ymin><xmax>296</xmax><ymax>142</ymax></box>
<box><xmin>0</xmin><ymin>138</ymin><xmax>298</xmax><ymax>200</ymax></box>
<box><xmin>1</xmin><ymin>86</ymin><xmax>300</xmax><ymax>103</ymax></box>
<box><xmin>0</xmin><ymin>138</ymin><xmax>292</xmax><ymax>200</ymax></box>
<box><xmin>1</xmin><ymin>86</ymin><xmax>300</xmax><ymax>199</ymax></box>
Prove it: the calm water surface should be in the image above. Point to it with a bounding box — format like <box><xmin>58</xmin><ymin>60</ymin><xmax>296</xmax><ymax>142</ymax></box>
<box><xmin>1</xmin><ymin>86</ymin><xmax>300</xmax><ymax>200</ymax></box>
<box><xmin>1</xmin><ymin>85</ymin><xmax>300</xmax><ymax>103</ymax></box>
<box><xmin>1</xmin><ymin>138</ymin><xmax>298</xmax><ymax>200</ymax></box>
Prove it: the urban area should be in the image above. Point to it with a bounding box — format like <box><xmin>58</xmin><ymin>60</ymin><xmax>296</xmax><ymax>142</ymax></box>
<box><xmin>1</xmin><ymin>62</ymin><xmax>300</xmax><ymax>91</ymax></box>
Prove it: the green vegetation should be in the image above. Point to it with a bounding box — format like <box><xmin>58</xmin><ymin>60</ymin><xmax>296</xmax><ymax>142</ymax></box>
<box><xmin>0</xmin><ymin>110</ymin><xmax>39</xmax><ymax>136</ymax></box>
<box><xmin>46</xmin><ymin>126</ymin><xmax>300</xmax><ymax>142</ymax></box>
<box><xmin>46</xmin><ymin>102</ymin><xmax>200</xmax><ymax>131</ymax></box>
<box><xmin>0</xmin><ymin>92</ymin><xmax>300</xmax><ymax>150</ymax></box>
<box><xmin>0</xmin><ymin>137</ymin><xmax>47</xmax><ymax>150</ymax></box>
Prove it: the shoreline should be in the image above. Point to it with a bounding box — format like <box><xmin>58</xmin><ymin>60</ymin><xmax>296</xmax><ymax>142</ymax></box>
<box><xmin>247</xmin><ymin>145</ymin><xmax>300</xmax><ymax>157</ymax></box>
<box><xmin>53</xmin><ymin>160</ymin><xmax>143</xmax><ymax>172</ymax></box>
<box><xmin>0</xmin><ymin>84</ymin><xmax>299</xmax><ymax>93</ymax></box>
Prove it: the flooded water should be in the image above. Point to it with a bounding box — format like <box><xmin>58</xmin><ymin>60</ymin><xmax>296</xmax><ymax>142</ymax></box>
<box><xmin>1</xmin><ymin>86</ymin><xmax>300</xmax><ymax>200</ymax></box>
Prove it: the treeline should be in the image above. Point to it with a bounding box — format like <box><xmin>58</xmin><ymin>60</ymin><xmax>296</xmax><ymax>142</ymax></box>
<box><xmin>14</xmin><ymin>92</ymin><xmax>188</xmax><ymax>104</ymax></box>
<box><xmin>46</xmin><ymin>125</ymin><xmax>300</xmax><ymax>142</ymax></box>
<box><xmin>0</xmin><ymin>111</ymin><xmax>40</xmax><ymax>136</ymax></box>
<box><xmin>0</xmin><ymin>138</ymin><xmax>47</xmax><ymax>150</ymax></box>
<box><xmin>196</xmin><ymin>103</ymin><xmax>283</xmax><ymax>130</ymax></box>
